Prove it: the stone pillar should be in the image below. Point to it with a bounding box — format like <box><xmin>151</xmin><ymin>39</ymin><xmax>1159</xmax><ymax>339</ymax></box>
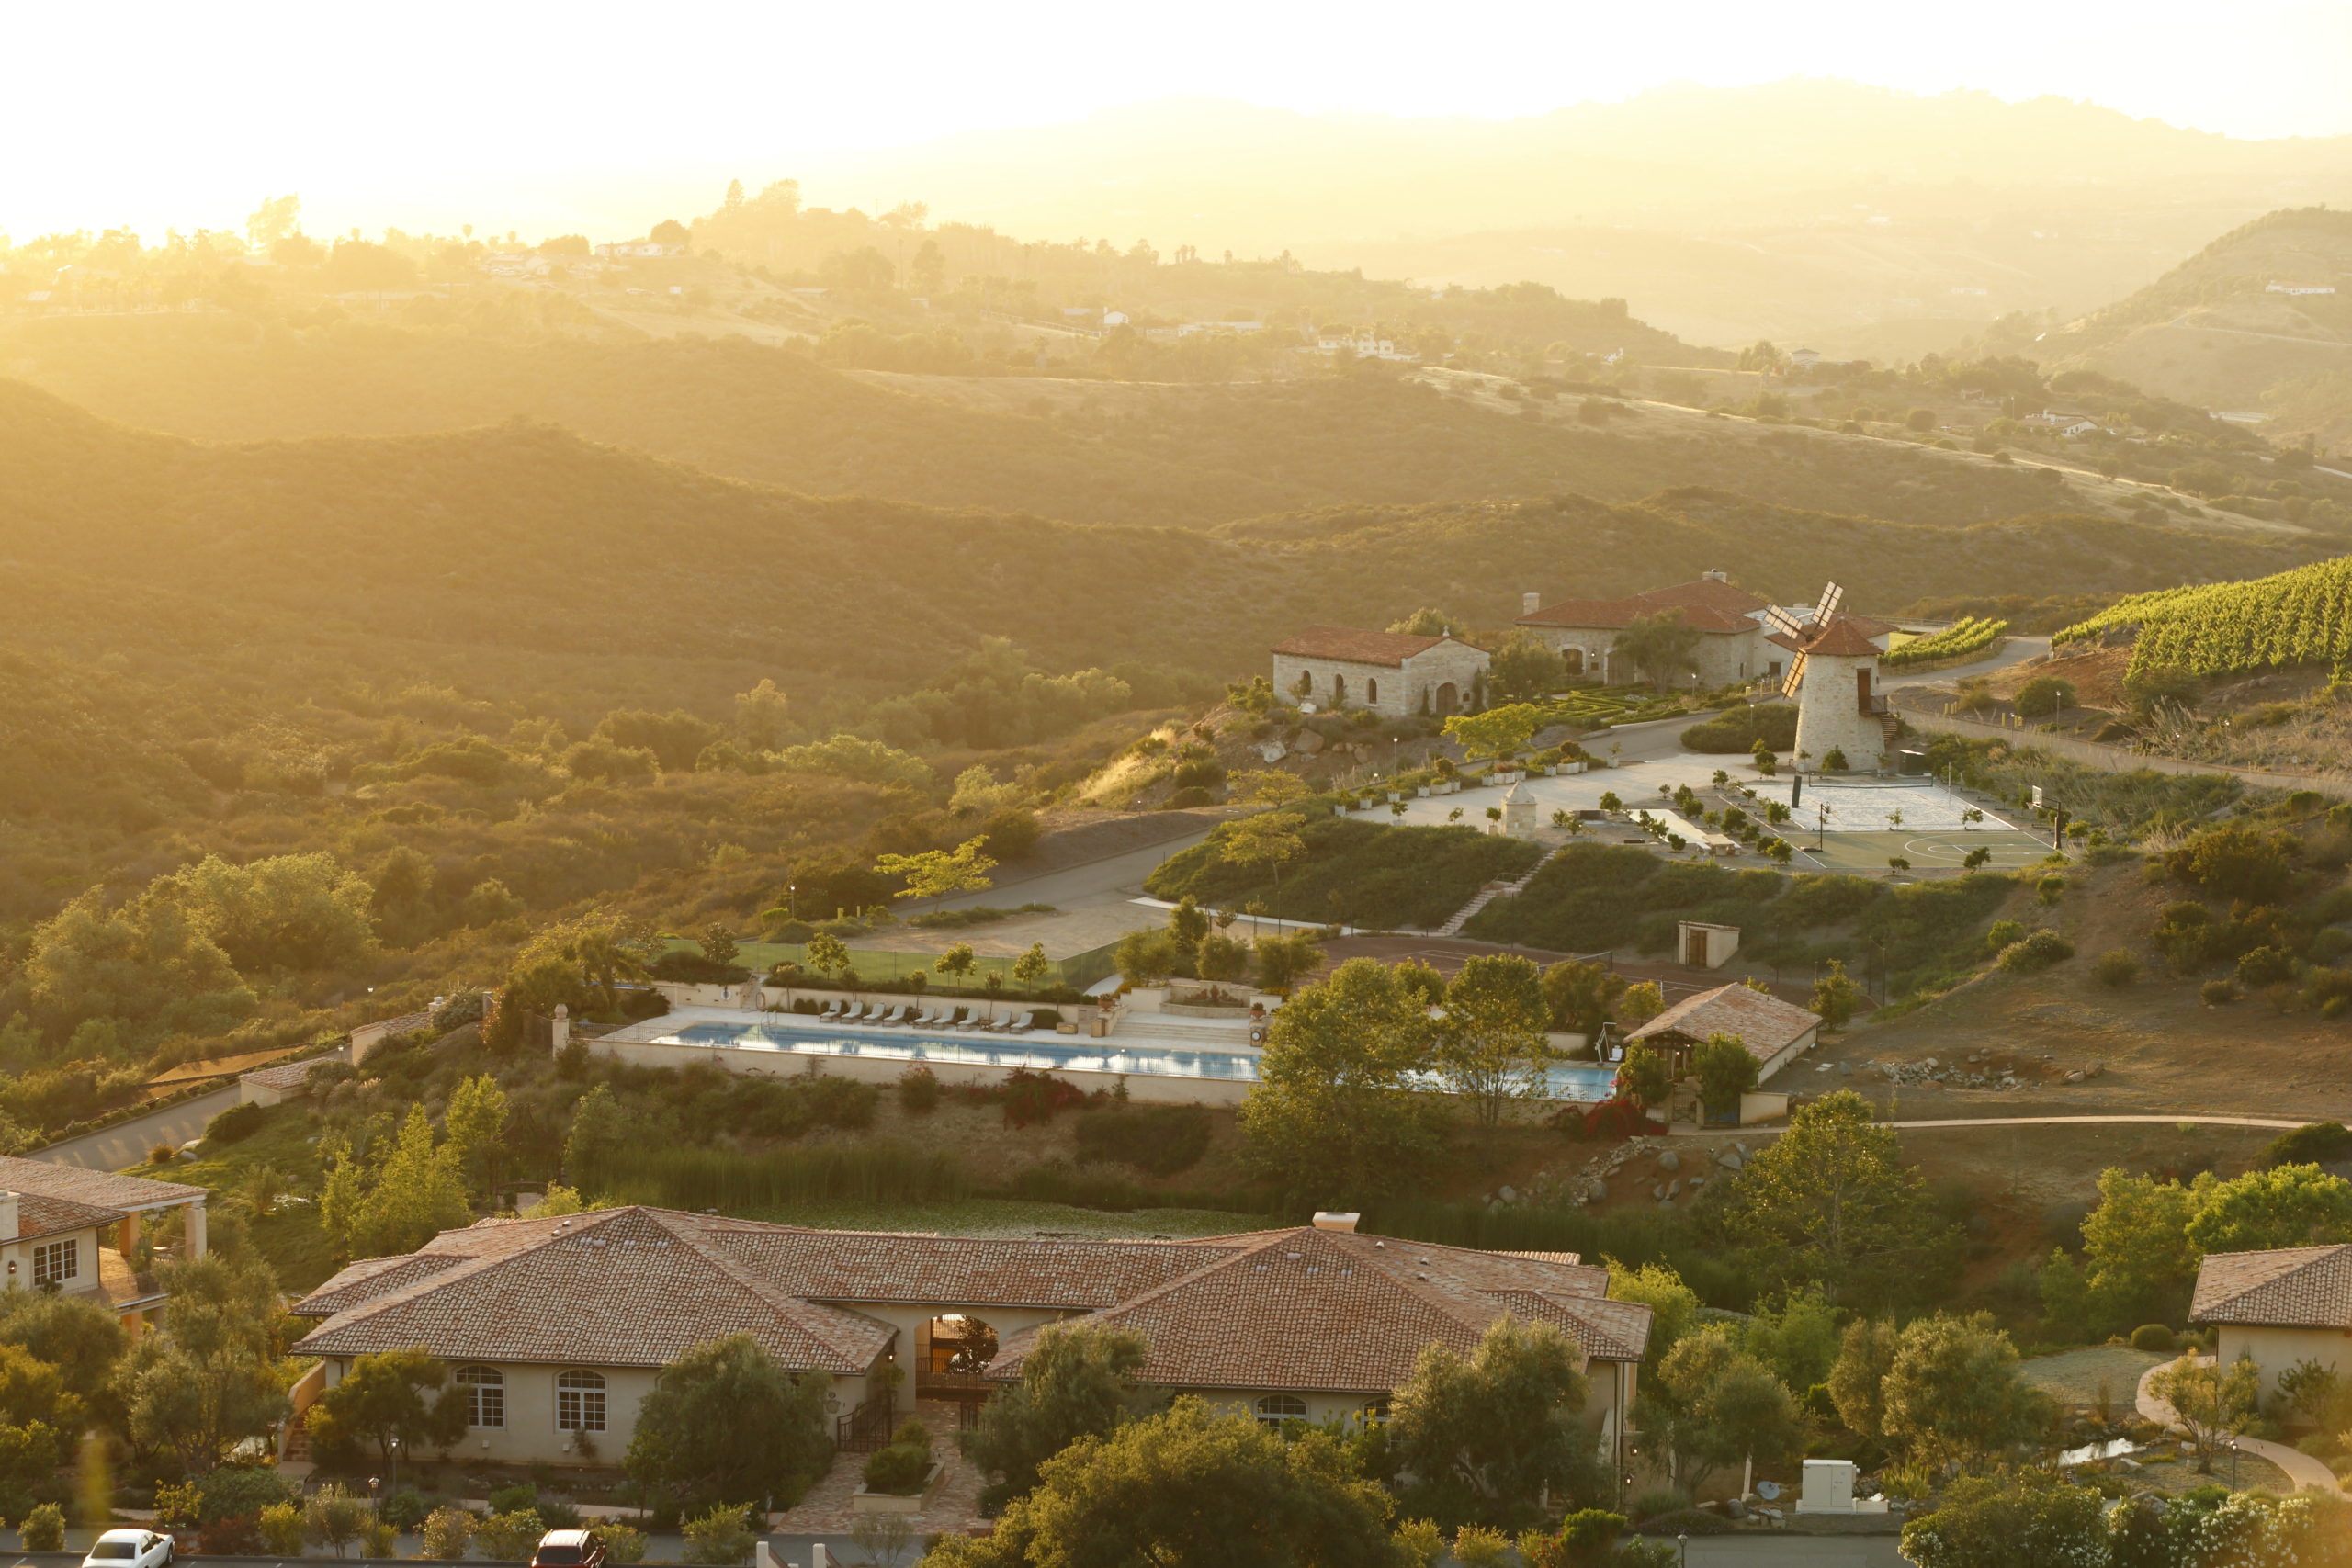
<box><xmin>118</xmin><ymin>1213</ymin><xmax>140</xmax><ymax>1258</ymax></box>
<box><xmin>183</xmin><ymin>1202</ymin><xmax>208</xmax><ymax>1260</ymax></box>
<box><xmin>551</xmin><ymin>1005</ymin><xmax>570</xmax><ymax>1057</ymax></box>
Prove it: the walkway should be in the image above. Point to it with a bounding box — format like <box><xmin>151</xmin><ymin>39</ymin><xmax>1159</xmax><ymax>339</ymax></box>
<box><xmin>1892</xmin><ymin>700</ymin><xmax>2352</xmax><ymax>801</ymax></box>
<box><xmin>1668</xmin><ymin>1113</ymin><xmax>2314</xmax><ymax>1140</ymax></box>
<box><xmin>769</xmin><ymin>1401</ymin><xmax>987</xmax><ymax>1536</ymax></box>
<box><xmin>1436</xmin><ymin>846</ymin><xmax>1561</xmax><ymax>936</ymax></box>
<box><xmin>2136</xmin><ymin>1357</ymin><xmax>2342</xmax><ymax>1495</ymax></box>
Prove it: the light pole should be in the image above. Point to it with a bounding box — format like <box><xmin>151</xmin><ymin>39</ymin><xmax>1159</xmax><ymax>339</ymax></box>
<box><xmin>1679</xmin><ymin>1534</ymin><xmax>1690</xmax><ymax>1567</ymax></box>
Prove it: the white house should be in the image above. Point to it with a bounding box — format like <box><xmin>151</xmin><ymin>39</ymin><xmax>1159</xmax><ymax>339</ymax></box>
<box><xmin>289</xmin><ymin>1208</ymin><xmax>1650</xmax><ymax>1465</ymax></box>
<box><xmin>1271</xmin><ymin>627</ymin><xmax>1490</xmax><ymax>718</ymax></box>
<box><xmin>2267</xmin><ymin>283</ymin><xmax>2339</xmax><ymax>297</ymax></box>
<box><xmin>2190</xmin><ymin>1245</ymin><xmax>2352</xmax><ymax>1400</ymax></box>
<box><xmin>1516</xmin><ymin>573</ymin><xmax>1778</xmax><ymax>689</ymax></box>
<box><xmin>0</xmin><ymin>1157</ymin><xmax>212</xmax><ymax>1331</ymax></box>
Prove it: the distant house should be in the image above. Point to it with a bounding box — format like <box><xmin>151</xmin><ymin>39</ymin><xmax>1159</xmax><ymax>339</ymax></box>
<box><xmin>291</xmin><ymin>1208</ymin><xmax>1650</xmax><ymax>1466</ymax></box>
<box><xmin>1788</xmin><ymin>348</ymin><xmax>1822</xmax><ymax>370</ymax></box>
<box><xmin>594</xmin><ymin>242</ymin><xmax>682</xmax><ymax>260</ymax></box>
<box><xmin>1516</xmin><ymin>572</ymin><xmax>1776</xmax><ymax>688</ymax></box>
<box><xmin>0</xmin><ymin>1157</ymin><xmax>212</xmax><ymax>1330</ymax></box>
<box><xmin>2026</xmin><ymin>411</ymin><xmax>2102</xmax><ymax>437</ymax></box>
<box><xmin>1625</xmin><ymin>983</ymin><xmax>1822</xmax><ymax>1083</ymax></box>
<box><xmin>1271</xmin><ymin>627</ymin><xmax>1489</xmax><ymax>718</ymax></box>
<box><xmin>2190</xmin><ymin>1244</ymin><xmax>2352</xmax><ymax>1399</ymax></box>
<box><xmin>2267</xmin><ymin>282</ymin><xmax>2339</xmax><ymax>297</ymax></box>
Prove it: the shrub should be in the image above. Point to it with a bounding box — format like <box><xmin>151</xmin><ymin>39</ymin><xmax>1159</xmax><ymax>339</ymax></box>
<box><xmin>1000</xmin><ymin>1067</ymin><xmax>1088</xmax><ymax>1127</ymax></box>
<box><xmin>895</xmin><ymin>1064</ymin><xmax>941</xmax><ymax>1114</ymax></box>
<box><xmin>362</xmin><ymin>1519</ymin><xmax>399</xmax><ymax>1558</ymax></box>
<box><xmin>487</xmin><ymin>1483</ymin><xmax>537</xmax><ymax>1516</ymax></box>
<box><xmin>21</xmin><ymin>1506</ymin><xmax>64</xmax><ymax>1552</ymax></box>
<box><xmin>1983</xmin><ymin>919</ymin><xmax>2026</xmax><ymax>955</ymax></box>
<box><xmin>602</xmin><ymin>1525</ymin><xmax>649</xmax><ymax>1564</ymax></box>
<box><xmin>1679</xmin><ymin>705</ymin><xmax>1797</xmax><ymax>755</ymax></box>
<box><xmin>1631</xmin><ymin>1508</ymin><xmax>1735</xmax><ymax>1537</ymax></box>
<box><xmin>2092</xmin><ymin>950</ymin><xmax>2139</xmax><ymax>987</ymax></box>
<box><xmin>2038</xmin><ymin>874</ymin><xmax>2066</xmax><ymax>905</ymax></box>
<box><xmin>205</xmin><ymin>1100</ymin><xmax>267</xmax><ymax>1144</ymax></box>
<box><xmin>2131</xmin><ymin>1324</ymin><xmax>2177</xmax><ymax>1352</ymax></box>
<box><xmin>1073</xmin><ymin>1106</ymin><xmax>1212</xmax><ymax>1176</ymax></box>
<box><xmin>256</xmin><ymin>1504</ymin><xmax>304</xmax><ymax>1558</ymax></box>
<box><xmin>1821</xmin><ymin>748</ymin><xmax>1850</xmax><ymax>771</ymax></box>
<box><xmin>2260</xmin><ymin>1122</ymin><xmax>2352</xmax><ymax>1168</ymax></box>
<box><xmin>2238</xmin><ymin>946</ymin><xmax>2298</xmax><ymax>987</ymax></box>
<box><xmin>2202</xmin><ymin>978</ymin><xmax>2241</xmax><ymax>1006</ymax></box>
<box><xmin>1997</xmin><ymin>930</ymin><xmax>2075</xmax><ymax>973</ymax></box>
<box><xmin>1625</xmin><ymin>1490</ymin><xmax>1688</xmax><ymax>1524</ymax></box>
<box><xmin>476</xmin><ymin>1508</ymin><xmax>545</xmax><ymax>1562</ymax></box>
<box><xmin>196</xmin><ymin>1516</ymin><xmax>262</xmax><ymax>1555</ymax></box>
<box><xmin>1451</xmin><ymin>1525</ymin><xmax>1510</xmax><ymax>1567</ymax></box>
<box><xmin>681</xmin><ymin>1504</ymin><xmax>754</xmax><ymax>1566</ymax></box>
<box><xmin>198</xmin><ymin>1465</ymin><xmax>298</xmax><ymax>1524</ymax></box>
<box><xmin>2015</xmin><ymin>676</ymin><xmax>2075</xmax><ymax>717</ymax></box>
<box><xmin>419</xmin><ymin>1507</ymin><xmax>477</xmax><ymax>1561</ymax></box>
<box><xmin>378</xmin><ymin>1486</ymin><xmax>432</xmax><ymax>1530</ymax></box>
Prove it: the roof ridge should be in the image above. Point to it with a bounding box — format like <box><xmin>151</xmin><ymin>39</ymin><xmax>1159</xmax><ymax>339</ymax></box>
<box><xmin>650</xmin><ymin>1209</ymin><xmax>905</xmax><ymax>1365</ymax></box>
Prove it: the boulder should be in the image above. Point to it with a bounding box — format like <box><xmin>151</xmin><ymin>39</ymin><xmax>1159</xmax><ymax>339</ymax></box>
<box><xmin>1498</xmin><ymin>1185</ymin><xmax>1519</xmax><ymax>1203</ymax></box>
<box><xmin>1657</xmin><ymin>1150</ymin><xmax>1681</xmax><ymax>1173</ymax></box>
<box><xmin>1293</xmin><ymin>730</ymin><xmax>1326</xmax><ymax>755</ymax></box>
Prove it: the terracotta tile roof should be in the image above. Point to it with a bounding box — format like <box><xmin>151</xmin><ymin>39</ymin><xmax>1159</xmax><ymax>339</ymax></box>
<box><xmin>1628</xmin><ymin>983</ymin><xmax>1820</xmax><ymax>1061</ymax></box>
<box><xmin>1271</xmin><ymin>626</ymin><xmax>1473</xmax><ymax>667</ymax></box>
<box><xmin>0</xmin><ymin>1156</ymin><xmax>205</xmax><ymax>1213</ymax></box>
<box><xmin>1803</xmin><ymin>615</ymin><xmax>1883</xmax><ymax>659</ymax></box>
<box><xmin>242</xmin><ymin>1058</ymin><xmax>330</xmax><ymax>1092</ymax></box>
<box><xmin>1841</xmin><ymin>615</ymin><xmax>1900</xmax><ymax>638</ymax></box>
<box><xmin>1764</xmin><ymin>631</ymin><xmax>1805</xmax><ymax>654</ymax></box>
<box><xmin>294</xmin><ymin>1253</ymin><xmax>471</xmax><ymax>1315</ymax></box>
<box><xmin>2192</xmin><ymin>1245</ymin><xmax>2352</xmax><ymax>1328</ymax></box>
<box><xmin>1518</xmin><ymin>598</ymin><xmax>1754</xmax><ymax>634</ymax></box>
<box><xmin>290</xmin><ymin>1208</ymin><xmax>896</xmax><ymax>1372</ymax></box>
<box><xmin>702</xmin><ymin>1225</ymin><xmax>1238</xmax><ymax>1308</ymax></box>
<box><xmin>15</xmin><ymin>1192</ymin><xmax>127</xmax><ymax>1244</ymax></box>
<box><xmin>989</xmin><ymin>1227</ymin><xmax>1649</xmax><ymax>1393</ymax></box>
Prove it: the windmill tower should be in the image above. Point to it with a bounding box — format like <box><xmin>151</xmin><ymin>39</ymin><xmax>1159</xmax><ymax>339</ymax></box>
<box><xmin>1792</xmin><ymin>617</ymin><xmax>1886</xmax><ymax>772</ymax></box>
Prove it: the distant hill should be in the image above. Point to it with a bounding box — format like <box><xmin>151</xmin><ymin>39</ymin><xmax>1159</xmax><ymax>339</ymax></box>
<box><xmin>0</xmin><ymin>378</ymin><xmax>2322</xmax><ymax>721</ymax></box>
<box><xmin>2</xmin><ymin>316</ymin><xmax>2205</xmax><ymax>533</ymax></box>
<box><xmin>2044</xmin><ymin>209</ymin><xmax>2352</xmax><ymax>444</ymax></box>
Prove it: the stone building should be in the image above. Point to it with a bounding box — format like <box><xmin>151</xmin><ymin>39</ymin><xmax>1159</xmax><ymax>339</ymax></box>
<box><xmin>1270</xmin><ymin>627</ymin><xmax>1490</xmax><ymax>718</ymax></box>
<box><xmin>1514</xmin><ymin>572</ymin><xmax>1777</xmax><ymax>689</ymax></box>
<box><xmin>1790</xmin><ymin>615</ymin><xmax>1890</xmax><ymax>771</ymax></box>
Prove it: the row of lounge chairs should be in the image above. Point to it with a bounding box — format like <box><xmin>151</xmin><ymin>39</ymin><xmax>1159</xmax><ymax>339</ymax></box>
<box><xmin>812</xmin><ymin>998</ymin><xmax>1035</xmax><ymax>1035</ymax></box>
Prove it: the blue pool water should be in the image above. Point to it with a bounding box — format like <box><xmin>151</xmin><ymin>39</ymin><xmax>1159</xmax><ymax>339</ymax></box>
<box><xmin>650</xmin><ymin>1019</ymin><xmax>1623</xmax><ymax>1101</ymax></box>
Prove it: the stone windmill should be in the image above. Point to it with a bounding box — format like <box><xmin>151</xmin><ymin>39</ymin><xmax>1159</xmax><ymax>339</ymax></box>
<box><xmin>1764</xmin><ymin>584</ymin><xmax>1889</xmax><ymax>772</ymax></box>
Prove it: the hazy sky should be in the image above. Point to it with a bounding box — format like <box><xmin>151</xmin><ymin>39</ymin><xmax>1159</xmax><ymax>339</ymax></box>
<box><xmin>9</xmin><ymin>0</ymin><xmax>2350</xmax><ymax>242</ymax></box>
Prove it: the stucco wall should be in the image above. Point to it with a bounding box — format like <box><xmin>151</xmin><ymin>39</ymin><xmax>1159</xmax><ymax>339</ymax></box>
<box><xmin>2215</xmin><ymin>1325</ymin><xmax>2352</xmax><ymax>1399</ymax></box>
<box><xmin>1524</xmin><ymin>627</ymin><xmax>1768</xmax><ymax>689</ymax></box>
<box><xmin>582</xmin><ymin>1034</ymin><xmax>1252</xmax><ymax>1106</ymax></box>
<box><xmin>1</xmin><ymin>1224</ymin><xmax>110</xmax><ymax>1303</ymax></box>
<box><xmin>1272</xmin><ymin>642</ymin><xmax>1489</xmax><ymax>718</ymax></box>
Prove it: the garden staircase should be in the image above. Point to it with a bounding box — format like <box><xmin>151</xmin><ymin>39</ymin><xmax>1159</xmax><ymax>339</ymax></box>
<box><xmin>1433</xmin><ymin>848</ymin><xmax>1560</xmax><ymax>937</ymax></box>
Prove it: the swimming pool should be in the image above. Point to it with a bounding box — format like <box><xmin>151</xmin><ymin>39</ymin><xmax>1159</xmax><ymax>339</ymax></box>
<box><xmin>644</xmin><ymin>1018</ymin><xmax>1624</xmax><ymax>1101</ymax></box>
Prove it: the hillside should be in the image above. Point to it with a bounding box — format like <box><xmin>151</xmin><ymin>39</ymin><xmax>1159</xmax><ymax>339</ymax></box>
<box><xmin>0</xmin><ymin>315</ymin><xmax>2211</xmax><ymax>532</ymax></box>
<box><xmin>2054</xmin><ymin>555</ymin><xmax>2352</xmax><ymax>678</ymax></box>
<box><xmin>2044</xmin><ymin>208</ymin><xmax>2352</xmax><ymax>433</ymax></box>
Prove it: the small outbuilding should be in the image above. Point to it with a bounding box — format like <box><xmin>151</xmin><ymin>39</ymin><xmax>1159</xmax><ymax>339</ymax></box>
<box><xmin>2189</xmin><ymin>1244</ymin><xmax>2352</xmax><ymax>1399</ymax></box>
<box><xmin>1624</xmin><ymin>982</ymin><xmax>1821</xmax><ymax>1083</ymax></box>
<box><xmin>1270</xmin><ymin>627</ymin><xmax>1489</xmax><ymax>719</ymax></box>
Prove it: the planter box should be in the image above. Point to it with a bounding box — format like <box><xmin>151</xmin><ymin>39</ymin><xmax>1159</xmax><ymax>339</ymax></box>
<box><xmin>1057</xmin><ymin>1023</ymin><xmax>1079</xmax><ymax>1034</ymax></box>
<box><xmin>854</xmin><ymin>1461</ymin><xmax>945</xmax><ymax>1515</ymax></box>
<box><xmin>1417</xmin><ymin>785</ymin><xmax>1432</xmax><ymax>797</ymax></box>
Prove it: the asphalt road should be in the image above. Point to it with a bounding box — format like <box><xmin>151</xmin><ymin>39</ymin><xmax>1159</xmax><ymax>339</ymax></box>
<box><xmin>30</xmin><ymin>1085</ymin><xmax>240</xmax><ymax>1171</ymax></box>
<box><xmin>1879</xmin><ymin>634</ymin><xmax>2050</xmax><ymax>689</ymax></box>
<box><xmin>921</xmin><ymin>828</ymin><xmax>1220</xmax><ymax>914</ymax></box>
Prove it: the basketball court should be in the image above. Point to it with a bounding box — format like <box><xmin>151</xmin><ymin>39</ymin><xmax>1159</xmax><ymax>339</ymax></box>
<box><xmin>1745</xmin><ymin>775</ymin><xmax>2053</xmax><ymax>872</ymax></box>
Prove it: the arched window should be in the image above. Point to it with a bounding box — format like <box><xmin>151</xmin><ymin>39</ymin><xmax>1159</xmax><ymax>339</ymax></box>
<box><xmin>1365</xmin><ymin>678</ymin><xmax>1379</xmax><ymax>705</ymax></box>
<box><xmin>456</xmin><ymin>1365</ymin><xmax>504</xmax><ymax>1428</ymax></box>
<box><xmin>1357</xmin><ymin>1398</ymin><xmax>1389</xmax><ymax>1427</ymax></box>
<box><xmin>1332</xmin><ymin>672</ymin><xmax>1347</xmax><ymax>703</ymax></box>
<box><xmin>557</xmin><ymin>1369</ymin><xmax>606</xmax><ymax>1432</ymax></box>
<box><xmin>1255</xmin><ymin>1393</ymin><xmax>1308</xmax><ymax>1430</ymax></box>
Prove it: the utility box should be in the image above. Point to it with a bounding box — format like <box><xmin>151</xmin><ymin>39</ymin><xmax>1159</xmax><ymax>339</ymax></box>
<box><xmin>1795</xmin><ymin>1457</ymin><xmax>1888</xmax><ymax>1515</ymax></box>
<box><xmin>1679</xmin><ymin>921</ymin><xmax>1741</xmax><ymax>969</ymax></box>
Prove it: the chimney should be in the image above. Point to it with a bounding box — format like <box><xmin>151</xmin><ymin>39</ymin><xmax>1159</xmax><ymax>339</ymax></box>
<box><xmin>1702</xmin><ymin>569</ymin><xmax>1728</xmax><ymax>584</ymax></box>
<box><xmin>1311</xmin><ymin>1211</ymin><xmax>1360</xmax><ymax>1234</ymax></box>
<box><xmin>0</xmin><ymin>1192</ymin><xmax>17</xmax><ymax>1243</ymax></box>
<box><xmin>1521</xmin><ymin>592</ymin><xmax>1541</xmax><ymax>615</ymax></box>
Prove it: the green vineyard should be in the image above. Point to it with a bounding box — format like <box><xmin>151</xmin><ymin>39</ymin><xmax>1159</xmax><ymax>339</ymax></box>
<box><xmin>2055</xmin><ymin>557</ymin><xmax>2352</xmax><ymax>676</ymax></box>
<box><xmin>1883</xmin><ymin>616</ymin><xmax>2008</xmax><ymax>668</ymax></box>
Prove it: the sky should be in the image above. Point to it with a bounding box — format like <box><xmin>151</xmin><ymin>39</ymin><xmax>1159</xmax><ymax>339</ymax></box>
<box><xmin>7</xmin><ymin>0</ymin><xmax>2351</xmax><ymax>243</ymax></box>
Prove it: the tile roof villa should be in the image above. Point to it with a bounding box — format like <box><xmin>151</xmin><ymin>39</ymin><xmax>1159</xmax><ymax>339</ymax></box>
<box><xmin>289</xmin><ymin>1206</ymin><xmax>1651</xmax><ymax>1465</ymax></box>
<box><xmin>2191</xmin><ymin>1244</ymin><xmax>2352</xmax><ymax>1399</ymax></box>
<box><xmin>0</xmin><ymin>1156</ymin><xmax>211</xmax><ymax>1325</ymax></box>
<box><xmin>1626</xmin><ymin>982</ymin><xmax>1824</xmax><ymax>1081</ymax></box>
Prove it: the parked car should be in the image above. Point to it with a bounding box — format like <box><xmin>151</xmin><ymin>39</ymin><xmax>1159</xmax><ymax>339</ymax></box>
<box><xmin>82</xmin><ymin>1531</ymin><xmax>174</xmax><ymax>1568</ymax></box>
<box><xmin>531</xmin><ymin>1529</ymin><xmax>608</xmax><ymax>1568</ymax></box>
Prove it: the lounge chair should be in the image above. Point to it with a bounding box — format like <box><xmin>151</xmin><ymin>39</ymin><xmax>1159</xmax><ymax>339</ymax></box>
<box><xmin>906</xmin><ymin>1007</ymin><xmax>936</xmax><ymax>1027</ymax></box>
<box><xmin>987</xmin><ymin>1012</ymin><xmax>1016</xmax><ymax>1033</ymax></box>
<box><xmin>1005</xmin><ymin>1012</ymin><xmax>1034</xmax><ymax>1036</ymax></box>
<box><xmin>922</xmin><ymin>1008</ymin><xmax>952</xmax><ymax>1028</ymax></box>
<box><xmin>817</xmin><ymin>999</ymin><xmax>845</xmax><ymax>1021</ymax></box>
<box><xmin>880</xmin><ymin>1005</ymin><xmax>912</xmax><ymax>1025</ymax></box>
<box><xmin>956</xmin><ymin>1009</ymin><xmax>987</xmax><ymax>1031</ymax></box>
<box><xmin>849</xmin><ymin>1003</ymin><xmax>879</xmax><ymax>1022</ymax></box>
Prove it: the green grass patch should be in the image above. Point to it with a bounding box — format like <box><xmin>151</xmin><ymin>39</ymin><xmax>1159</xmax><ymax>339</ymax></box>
<box><xmin>1146</xmin><ymin>815</ymin><xmax>1539</xmax><ymax>929</ymax></box>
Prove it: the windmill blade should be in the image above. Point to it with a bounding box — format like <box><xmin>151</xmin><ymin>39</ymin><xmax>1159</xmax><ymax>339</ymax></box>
<box><xmin>1763</xmin><ymin>604</ymin><xmax>1805</xmax><ymax>639</ymax></box>
<box><xmin>1815</xmin><ymin>581</ymin><xmax>1846</xmax><ymax>621</ymax></box>
<box><xmin>1782</xmin><ymin>651</ymin><xmax>1807</xmax><ymax>697</ymax></box>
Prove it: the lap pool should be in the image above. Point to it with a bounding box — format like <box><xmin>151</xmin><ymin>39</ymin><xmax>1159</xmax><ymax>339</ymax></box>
<box><xmin>630</xmin><ymin>1017</ymin><xmax>1624</xmax><ymax>1101</ymax></box>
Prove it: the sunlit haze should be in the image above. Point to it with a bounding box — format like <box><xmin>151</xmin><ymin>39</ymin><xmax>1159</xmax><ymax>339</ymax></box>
<box><xmin>10</xmin><ymin>0</ymin><xmax>2352</xmax><ymax>242</ymax></box>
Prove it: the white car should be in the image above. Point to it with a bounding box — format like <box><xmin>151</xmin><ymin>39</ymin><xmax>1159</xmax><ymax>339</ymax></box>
<box><xmin>82</xmin><ymin>1530</ymin><xmax>175</xmax><ymax>1568</ymax></box>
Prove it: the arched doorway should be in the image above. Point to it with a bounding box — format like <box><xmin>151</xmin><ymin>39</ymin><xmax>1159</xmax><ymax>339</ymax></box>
<box><xmin>1562</xmin><ymin>647</ymin><xmax>1585</xmax><ymax>676</ymax></box>
<box><xmin>1434</xmin><ymin>682</ymin><xmax>1459</xmax><ymax>714</ymax></box>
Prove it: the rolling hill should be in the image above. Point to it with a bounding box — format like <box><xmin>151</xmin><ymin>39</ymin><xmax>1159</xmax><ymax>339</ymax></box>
<box><xmin>0</xmin><ymin>315</ymin><xmax>2211</xmax><ymax>533</ymax></box>
<box><xmin>2044</xmin><ymin>208</ymin><xmax>2352</xmax><ymax>443</ymax></box>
